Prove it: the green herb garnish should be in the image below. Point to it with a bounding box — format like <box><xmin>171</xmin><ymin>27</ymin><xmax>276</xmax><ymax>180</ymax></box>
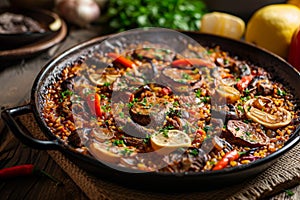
<box><xmin>277</xmin><ymin>88</ymin><xmax>286</xmax><ymax>96</ymax></box>
<box><xmin>284</xmin><ymin>189</ymin><xmax>294</xmax><ymax>196</ymax></box>
<box><xmin>120</xmin><ymin>148</ymin><xmax>133</xmax><ymax>156</ymax></box>
<box><xmin>189</xmin><ymin>149</ymin><xmax>199</xmax><ymax>156</ymax></box>
<box><xmin>112</xmin><ymin>139</ymin><xmax>125</xmax><ymax>146</ymax></box>
<box><xmin>104</xmin><ymin>0</ymin><xmax>208</xmax><ymax>32</ymax></box>
<box><xmin>195</xmin><ymin>89</ymin><xmax>201</xmax><ymax>98</ymax></box>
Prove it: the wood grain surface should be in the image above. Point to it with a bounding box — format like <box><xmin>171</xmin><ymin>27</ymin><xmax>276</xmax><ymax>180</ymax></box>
<box><xmin>0</xmin><ymin>27</ymin><xmax>299</xmax><ymax>200</ymax></box>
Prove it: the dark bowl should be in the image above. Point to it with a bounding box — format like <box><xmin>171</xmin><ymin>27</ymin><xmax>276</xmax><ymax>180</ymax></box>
<box><xmin>0</xmin><ymin>7</ymin><xmax>62</xmax><ymax>50</ymax></box>
<box><xmin>1</xmin><ymin>29</ymin><xmax>300</xmax><ymax>190</ymax></box>
<box><xmin>203</xmin><ymin>0</ymin><xmax>287</xmax><ymax>21</ymax></box>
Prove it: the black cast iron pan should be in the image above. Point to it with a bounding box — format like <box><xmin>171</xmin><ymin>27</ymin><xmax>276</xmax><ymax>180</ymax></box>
<box><xmin>2</xmin><ymin>29</ymin><xmax>300</xmax><ymax>191</ymax></box>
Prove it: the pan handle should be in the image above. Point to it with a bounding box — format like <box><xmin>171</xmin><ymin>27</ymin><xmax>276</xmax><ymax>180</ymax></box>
<box><xmin>1</xmin><ymin>104</ymin><xmax>61</xmax><ymax>150</ymax></box>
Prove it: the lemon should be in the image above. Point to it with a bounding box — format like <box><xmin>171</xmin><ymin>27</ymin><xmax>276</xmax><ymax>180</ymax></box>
<box><xmin>89</xmin><ymin>141</ymin><xmax>136</xmax><ymax>163</ymax></box>
<box><xmin>88</xmin><ymin>73</ymin><xmax>119</xmax><ymax>85</ymax></box>
<box><xmin>200</xmin><ymin>12</ymin><xmax>245</xmax><ymax>40</ymax></box>
<box><xmin>245</xmin><ymin>4</ymin><xmax>300</xmax><ymax>58</ymax></box>
<box><xmin>150</xmin><ymin>130</ymin><xmax>191</xmax><ymax>154</ymax></box>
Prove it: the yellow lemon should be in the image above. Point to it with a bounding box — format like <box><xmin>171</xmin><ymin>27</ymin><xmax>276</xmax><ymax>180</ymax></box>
<box><xmin>200</xmin><ymin>12</ymin><xmax>245</xmax><ymax>40</ymax></box>
<box><xmin>150</xmin><ymin>130</ymin><xmax>191</xmax><ymax>154</ymax></box>
<box><xmin>245</xmin><ymin>4</ymin><xmax>300</xmax><ymax>58</ymax></box>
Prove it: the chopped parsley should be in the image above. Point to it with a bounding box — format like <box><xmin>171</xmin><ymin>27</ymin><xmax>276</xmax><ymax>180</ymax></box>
<box><xmin>173</xmin><ymin>101</ymin><xmax>179</xmax><ymax>107</ymax></box>
<box><xmin>166</xmin><ymin>107</ymin><xmax>182</xmax><ymax>117</ymax></box>
<box><xmin>195</xmin><ymin>89</ymin><xmax>201</xmax><ymax>98</ymax></box>
<box><xmin>240</xmin><ymin>96</ymin><xmax>251</xmax><ymax>101</ymax></box>
<box><xmin>101</xmin><ymin>105</ymin><xmax>111</xmax><ymax>112</ymax></box>
<box><xmin>100</xmin><ymin>94</ymin><xmax>107</xmax><ymax>99</ymax></box>
<box><xmin>120</xmin><ymin>148</ymin><xmax>133</xmax><ymax>156</ymax></box>
<box><xmin>201</xmin><ymin>96</ymin><xmax>210</xmax><ymax>103</ymax></box>
<box><xmin>61</xmin><ymin>89</ymin><xmax>73</xmax><ymax>99</ymax></box>
<box><xmin>143</xmin><ymin>134</ymin><xmax>150</xmax><ymax>143</ymax></box>
<box><xmin>244</xmin><ymin>88</ymin><xmax>250</xmax><ymax>95</ymax></box>
<box><xmin>159</xmin><ymin>125</ymin><xmax>174</xmax><ymax>138</ymax></box>
<box><xmin>103</xmin><ymin>82</ymin><xmax>111</xmax><ymax>87</ymax></box>
<box><xmin>277</xmin><ymin>88</ymin><xmax>286</xmax><ymax>96</ymax></box>
<box><xmin>112</xmin><ymin>139</ymin><xmax>125</xmax><ymax>146</ymax></box>
<box><xmin>237</xmin><ymin>105</ymin><xmax>244</xmax><ymax>112</ymax></box>
<box><xmin>243</xmin><ymin>119</ymin><xmax>251</xmax><ymax>124</ymax></box>
<box><xmin>235</xmin><ymin>127</ymin><xmax>240</xmax><ymax>131</ymax></box>
<box><xmin>140</xmin><ymin>97</ymin><xmax>147</xmax><ymax>106</ymax></box>
<box><xmin>182</xmin><ymin>73</ymin><xmax>192</xmax><ymax>80</ymax></box>
<box><xmin>59</xmin><ymin>89</ymin><xmax>73</xmax><ymax>102</ymax></box>
<box><xmin>127</xmin><ymin>98</ymin><xmax>138</xmax><ymax>108</ymax></box>
<box><xmin>203</xmin><ymin>125</ymin><xmax>211</xmax><ymax>133</ymax></box>
<box><xmin>189</xmin><ymin>149</ymin><xmax>199</xmax><ymax>156</ymax></box>
<box><xmin>284</xmin><ymin>189</ymin><xmax>294</xmax><ymax>196</ymax></box>
<box><xmin>119</xmin><ymin>112</ymin><xmax>125</xmax><ymax>118</ymax></box>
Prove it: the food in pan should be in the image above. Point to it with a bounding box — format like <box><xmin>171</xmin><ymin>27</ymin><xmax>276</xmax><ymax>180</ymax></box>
<box><xmin>42</xmin><ymin>39</ymin><xmax>300</xmax><ymax>173</ymax></box>
<box><xmin>0</xmin><ymin>12</ymin><xmax>44</xmax><ymax>34</ymax></box>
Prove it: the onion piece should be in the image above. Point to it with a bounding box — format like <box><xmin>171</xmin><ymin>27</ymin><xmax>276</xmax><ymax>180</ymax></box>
<box><xmin>55</xmin><ymin>0</ymin><xmax>100</xmax><ymax>27</ymax></box>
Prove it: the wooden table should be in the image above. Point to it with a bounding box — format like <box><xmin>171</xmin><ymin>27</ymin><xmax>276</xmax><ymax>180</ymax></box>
<box><xmin>0</xmin><ymin>26</ymin><xmax>299</xmax><ymax>200</ymax></box>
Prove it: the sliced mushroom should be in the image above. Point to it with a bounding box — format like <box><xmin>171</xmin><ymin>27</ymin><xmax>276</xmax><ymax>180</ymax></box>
<box><xmin>215</xmin><ymin>85</ymin><xmax>241</xmax><ymax>104</ymax></box>
<box><xmin>130</xmin><ymin>97</ymin><xmax>167</xmax><ymax>127</ymax></box>
<box><xmin>129</xmin><ymin>84</ymin><xmax>171</xmax><ymax>127</ymax></box>
<box><xmin>91</xmin><ymin>127</ymin><xmax>115</xmax><ymax>142</ymax></box>
<box><xmin>226</xmin><ymin>120</ymin><xmax>269</xmax><ymax>147</ymax></box>
<box><xmin>244</xmin><ymin>96</ymin><xmax>292</xmax><ymax>129</ymax></box>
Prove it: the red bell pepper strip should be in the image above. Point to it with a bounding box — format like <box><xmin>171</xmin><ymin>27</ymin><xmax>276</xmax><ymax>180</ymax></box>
<box><xmin>236</xmin><ymin>75</ymin><xmax>253</xmax><ymax>92</ymax></box>
<box><xmin>86</xmin><ymin>93</ymin><xmax>102</xmax><ymax>118</ymax></box>
<box><xmin>0</xmin><ymin>164</ymin><xmax>61</xmax><ymax>185</ymax></box>
<box><xmin>212</xmin><ymin>150</ymin><xmax>240</xmax><ymax>171</ymax></box>
<box><xmin>94</xmin><ymin>93</ymin><xmax>102</xmax><ymax>118</ymax></box>
<box><xmin>288</xmin><ymin>26</ymin><xmax>300</xmax><ymax>72</ymax></box>
<box><xmin>107</xmin><ymin>52</ymin><xmax>135</xmax><ymax>69</ymax></box>
<box><xmin>171</xmin><ymin>58</ymin><xmax>212</xmax><ymax>68</ymax></box>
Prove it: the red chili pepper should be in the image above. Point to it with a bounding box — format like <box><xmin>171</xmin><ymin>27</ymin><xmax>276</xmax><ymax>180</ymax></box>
<box><xmin>212</xmin><ymin>150</ymin><xmax>240</xmax><ymax>171</ymax></box>
<box><xmin>236</xmin><ymin>75</ymin><xmax>253</xmax><ymax>92</ymax></box>
<box><xmin>0</xmin><ymin>164</ymin><xmax>34</xmax><ymax>179</ymax></box>
<box><xmin>94</xmin><ymin>93</ymin><xmax>102</xmax><ymax>118</ymax></box>
<box><xmin>171</xmin><ymin>58</ymin><xmax>212</xmax><ymax>68</ymax></box>
<box><xmin>288</xmin><ymin>25</ymin><xmax>300</xmax><ymax>71</ymax></box>
<box><xmin>107</xmin><ymin>52</ymin><xmax>135</xmax><ymax>68</ymax></box>
<box><xmin>86</xmin><ymin>93</ymin><xmax>102</xmax><ymax>117</ymax></box>
<box><xmin>0</xmin><ymin>164</ymin><xmax>61</xmax><ymax>185</ymax></box>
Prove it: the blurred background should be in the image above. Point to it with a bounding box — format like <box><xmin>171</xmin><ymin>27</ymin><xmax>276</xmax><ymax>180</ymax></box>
<box><xmin>0</xmin><ymin>0</ymin><xmax>289</xmax><ymax>31</ymax></box>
